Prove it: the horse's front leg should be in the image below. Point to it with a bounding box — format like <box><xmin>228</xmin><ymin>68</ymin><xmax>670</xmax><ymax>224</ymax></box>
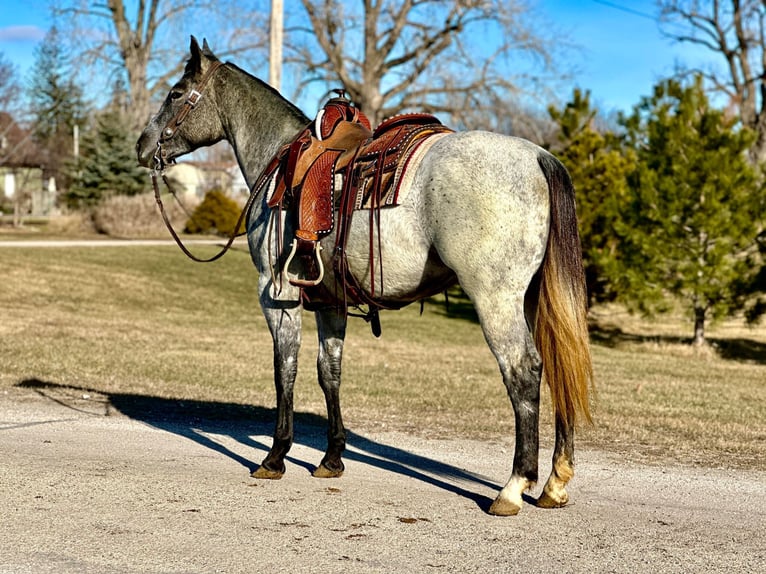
<box><xmin>312</xmin><ymin>308</ymin><xmax>348</xmax><ymax>478</ymax></box>
<box><xmin>252</xmin><ymin>297</ymin><xmax>302</xmax><ymax>480</ymax></box>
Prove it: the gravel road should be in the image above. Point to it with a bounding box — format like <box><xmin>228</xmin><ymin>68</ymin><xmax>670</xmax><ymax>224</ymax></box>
<box><xmin>1</xmin><ymin>383</ymin><xmax>764</xmax><ymax>574</ymax></box>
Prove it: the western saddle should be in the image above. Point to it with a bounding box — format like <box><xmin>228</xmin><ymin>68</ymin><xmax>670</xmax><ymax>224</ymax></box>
<box><xmin>264</xmin><ymin>91</ymin><xmax>453</xmax><ymax>331</ymax></box>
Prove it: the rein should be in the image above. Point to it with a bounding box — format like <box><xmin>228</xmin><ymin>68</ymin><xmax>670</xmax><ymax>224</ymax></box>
<box><xmin>152</xmin><ymin>171</ymin><xmax>260</xmax><ymax>263</ymax></box>
<box><xmin>148</xmin><ymin>64</ymin><xmax>395</xmax><ymax>336</ymax></box>
<box><xmin>151</xmin><ymin>59</ymin><xmax>261</xmax><ymax>263</ymax></box>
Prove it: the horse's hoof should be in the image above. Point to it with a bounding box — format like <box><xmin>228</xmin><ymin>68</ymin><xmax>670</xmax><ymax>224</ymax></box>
<box><xmin>312</xmin><ymin>464</ymin><xmax>344</xmax><ymax>479</ymax></box>
<box><xmin>488</xmin><ymin>497</ymin><xmax>522</xmax><ymax>516</ymax></box>
<box><xmin>536</xmin><ymin>489</ymin><xmax>569</xmax><ymax>509</ymax></box>
<box><xmin>251</xmin><ymin>466</ymin><xmax>284</xmax><ymax>480</ymax></box>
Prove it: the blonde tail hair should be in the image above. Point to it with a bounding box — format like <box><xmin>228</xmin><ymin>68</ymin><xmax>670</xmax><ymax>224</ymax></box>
<box><xmin>535</xmin><ymin>152</ymin><xmax>593</xmax><ymax>428</ymax></box>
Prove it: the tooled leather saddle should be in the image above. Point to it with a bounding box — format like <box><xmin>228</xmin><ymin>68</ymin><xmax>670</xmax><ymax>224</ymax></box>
<box><xmin>264</xmin><ymin>91</ymin><xmax>453</xmax><ymax>330</ymax></box>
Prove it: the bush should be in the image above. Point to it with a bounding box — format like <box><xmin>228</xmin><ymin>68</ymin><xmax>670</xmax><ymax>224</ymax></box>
<box><xmin>185</xmin><ymin>189</ymin><xmax>244</xmax><ymax>236</ymax></box>
<box><xmin>92</xmin><ymin>192</ymin><xmax>194</xmax><ymax>238</ymax></box>
<box><xmin>47</xmin><ymin>213</ymin><xmax>97</xmax><ymax>235</ymax></box>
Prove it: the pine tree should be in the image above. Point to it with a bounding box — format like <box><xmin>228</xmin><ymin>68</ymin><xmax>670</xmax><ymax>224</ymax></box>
<box><xmin>27</xmin><ymin>26</ymin><xmax>88</xmax><ymax>191</ymax></box>
<box><xmin>548</xmin><ymin>89</ymin><xmax>636</xmax><ymax>303</ymax></box>
<box><xmin>615</xmin><ymin>77</ymin><xmax>765</xmax><ymax>345</ymax></box>
<box><xmin>63</xmin><ymin>106</ymin><xmax>148</xmax><ymax>209</ymax></box>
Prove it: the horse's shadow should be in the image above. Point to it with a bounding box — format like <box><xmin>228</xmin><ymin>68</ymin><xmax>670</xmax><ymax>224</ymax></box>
<box><xmin>16</xmin><ymin>378</ymin><xmax>503</xmax><ymax>511</ymax></box>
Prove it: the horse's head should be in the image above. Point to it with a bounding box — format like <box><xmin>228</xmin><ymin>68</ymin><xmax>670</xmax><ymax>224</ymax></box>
<box><xmin>136</xmin><ymin>36</ymin><xmax>225</xmax><ymax>169</ymax></box>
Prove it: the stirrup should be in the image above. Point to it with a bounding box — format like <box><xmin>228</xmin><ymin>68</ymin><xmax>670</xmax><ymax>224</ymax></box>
<box><xmin>284</xmin><ymin>239</ymin><xmax>325</xmax><ymax>287</ymax></box>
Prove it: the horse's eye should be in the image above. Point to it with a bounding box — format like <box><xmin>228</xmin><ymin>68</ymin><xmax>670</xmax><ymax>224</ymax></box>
<box><xmin>169</xmin><ymin>90</ymin><xmax>184</xmax><ymax>101</ymax></box>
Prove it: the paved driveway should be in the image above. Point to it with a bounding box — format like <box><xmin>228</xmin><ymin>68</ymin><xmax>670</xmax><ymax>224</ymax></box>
<box><xmin>1</xmin><ymin>383</ymin><xmax>764</xmax><ymax>574</ymax></box>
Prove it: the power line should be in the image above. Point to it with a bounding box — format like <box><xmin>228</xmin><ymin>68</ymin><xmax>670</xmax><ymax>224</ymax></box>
<box><xmin>592</xmin><ymin>0</ymin><xmax>658</xmax><ymax>21</ymax></box>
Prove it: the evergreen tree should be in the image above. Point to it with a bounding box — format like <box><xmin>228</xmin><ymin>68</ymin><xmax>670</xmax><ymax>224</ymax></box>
<box><xmin>615</xmin><ymin>77</ymin><xmax>765</xmax><ymax>345</ymax></box>
<box><xmin>63</xmin><ymin>106</ymin><xmax>148</xmax><ymax>209</ymax></box>
<box><xmin>27</xmin><ymin>26</ymin><xmax>88</xmax><ymax>193</ymax></box>
<box><xmin>548</xmin><ymin>89</ymin><xmax>636</xmax><ymax>303</ymax></box>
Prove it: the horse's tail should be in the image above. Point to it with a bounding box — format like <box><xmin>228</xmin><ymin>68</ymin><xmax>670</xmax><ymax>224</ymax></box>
<box><xmin>534</xmin><ymin>151</ymin><xmax>593</xmax><ymax>427</ymax></box>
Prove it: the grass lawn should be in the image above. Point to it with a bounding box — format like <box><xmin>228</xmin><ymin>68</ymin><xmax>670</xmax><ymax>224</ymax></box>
<box><xmin>1</xmin><ymin>243</ymin><xmax>765</xmax><ymax>471</ymax></box>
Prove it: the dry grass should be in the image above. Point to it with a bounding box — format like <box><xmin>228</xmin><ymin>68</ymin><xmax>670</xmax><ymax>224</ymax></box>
<box><xmin>0</xmin><ymin>194</ymin><xmax>194</xmax><ymax>239</ymax></box>
<box><xmin>0</xmin><ymin>213</ymin><xmax>96</xmax><ymax>238</ymax></box>
<box><xmin>92</xmin><ymin>193</ymin><xmax>195</xmax><ymax>237</ymax></box>
<box><xmin>581</xmin><ymin>305</ymin><xmax>766</xmax><ymax>470</ymax></box>
<box><xmin>1</xmin><ymin>246</ymin><xmax>764</xmax><ymax>471</ymax></box>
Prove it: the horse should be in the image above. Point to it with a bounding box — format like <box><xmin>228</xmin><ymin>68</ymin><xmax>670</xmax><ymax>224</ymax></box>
<box><xmin>136</xmin><ymin>37</ymin><xmax>593</xmax><ymax>516</ymax></box>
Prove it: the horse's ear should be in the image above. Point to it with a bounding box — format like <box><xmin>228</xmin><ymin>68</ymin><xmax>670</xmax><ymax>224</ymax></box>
<box><xmin>201</xmin><ymin>39</ymin><xmax>219</xmax><ymax>62</ymax></box>
<box><xmin>188</xmin><ymin>35</ymin><xmax>203</xmax><ymax>73</ymax></box>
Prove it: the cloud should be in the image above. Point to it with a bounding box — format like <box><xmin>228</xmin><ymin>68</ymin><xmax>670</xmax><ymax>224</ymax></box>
<box><xmin>0</xmin><ymin>26</ymin><xmax>46</xmax><ymax>43</ymax></box>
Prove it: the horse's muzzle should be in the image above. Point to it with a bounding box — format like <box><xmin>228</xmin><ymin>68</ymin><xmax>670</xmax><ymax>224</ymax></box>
<box><xmin>136</xmin><ymin>132</ymin><xmax>158</xmax><ymax>167</ymax></box>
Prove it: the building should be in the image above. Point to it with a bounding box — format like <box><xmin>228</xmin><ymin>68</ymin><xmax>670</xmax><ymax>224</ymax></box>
<box><xmin>161</xmin><ymin>160</ymin><xmax>249</xmax><ymax>202</ymax></box>
<box><xmin>0</xmin><ymin>112</ymin><xmax>55</xmax><ymax>218</ymax></box>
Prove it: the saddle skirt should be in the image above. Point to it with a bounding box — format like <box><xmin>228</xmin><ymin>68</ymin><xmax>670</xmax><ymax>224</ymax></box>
<box><xmin>263</xmin><ymin>92</ymin><xmax>454</xmax><ymax>316</ymax></box>
<box><xmin>339</xmin><ymin>114</ymin><xmax>453</xmax><ymax>211</ymax></box>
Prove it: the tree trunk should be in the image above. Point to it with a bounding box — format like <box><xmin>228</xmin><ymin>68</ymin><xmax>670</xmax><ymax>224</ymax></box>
<box><xmin>748</xmin><ymin>118</ymin><xmax>766</xmax><ymax>167</ymax></box>
<box><xmin>13</xmin><ymin>195</ymin><xmax>21</xmax><ymax>228</ymax></box>
<box><xmin>692</xmin><ymin>305</ymin><xmax>706</xmax><ymax>347</ymax></box>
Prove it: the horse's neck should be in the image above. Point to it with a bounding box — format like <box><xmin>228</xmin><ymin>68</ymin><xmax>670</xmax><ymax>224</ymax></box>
<box><xmin>220</xmin><ymin>67</ymin><xmax>309</xmax><ymax>190</ymax></box>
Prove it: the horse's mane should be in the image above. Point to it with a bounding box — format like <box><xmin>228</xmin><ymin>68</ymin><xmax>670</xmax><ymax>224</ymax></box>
<box><xmin>221</xmin><ymin>61</ymin><xmax>310</xmax><ymax>124</ymax></box>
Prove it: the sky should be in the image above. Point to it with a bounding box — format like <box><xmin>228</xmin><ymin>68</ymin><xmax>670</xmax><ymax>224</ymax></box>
<box><xmin>0</xmin><ymin>0</ymin><xmax>717</xmax><ymax>116</ymax></box>
<box><xmin>538</xmin><ymin>0</ymin><xmax>714</xmax><ymax>114</ymax></box>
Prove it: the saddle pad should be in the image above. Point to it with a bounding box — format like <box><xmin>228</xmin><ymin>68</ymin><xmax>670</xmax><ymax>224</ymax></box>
<box><xmin>334</xmin><ymin>127</ymin><xmax>453</xmax><ymax>210</ymax></box>
<box><xmin>383</xmin><ymin>130</ymin><xmax>451</xmax><ymax>207</ymax></box>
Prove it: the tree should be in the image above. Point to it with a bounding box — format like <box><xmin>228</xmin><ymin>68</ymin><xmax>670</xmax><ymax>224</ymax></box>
<box><xmin>63</xmin><ymin>105</ymin><xmax>148</xmax><ymax>209</ymax></box>
<box><xmin>659</xmin><ymin>0</ymin><xmax>766</xmax><ymax>165</ymax></box>
<box><xmin>615</xmin><ymin>77</ymin><xmax>765</xmax><ymax>345</ymax></box>
<box><xmin>55</xmin><ymin>0</ymin><xmax>269</xmax><ymax>134</ymax></box>
<box><xmin>0</xmin><ymin>51</ymin><xmax>22</xmax><ymax>113</ymax></box>
<box><xmin>27</xmin><ymin>26</ymin><xmax>89</xmax><ymax>193</ymax></box>
<box><xmin>291</xmin><ymin>0</ymin><xmax>560</xmax><ymax>126</ymax></box>
<box><xmin>548</xmin><ymin>89</ymin><xmax>636</xmax><ymax>303</ymax></box>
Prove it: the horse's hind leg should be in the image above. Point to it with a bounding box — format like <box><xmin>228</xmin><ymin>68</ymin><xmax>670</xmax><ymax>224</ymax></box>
<box><xmin>252</xmin><ymin>303</ymin><xmax>302</xmax><ymax>479</ymax></box>
<box><xmin>537</xmin><ymin>417</ymin><xmax>575</xmax><ymax>508</ymax></box>
<box><xmin>312</xmin><ymin>309</ymin><xmax>348</xmax><ymax>478</ymax></box>
<box><xmin>473</xmin><ymin>294</ymin><xmax>542</xmax><ymax>516</ymax></box>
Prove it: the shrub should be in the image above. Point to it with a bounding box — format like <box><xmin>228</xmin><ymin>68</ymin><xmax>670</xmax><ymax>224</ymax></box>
<box><xmin>46</xmin><ymin>212</ymin><xmax>97</xmax><ymax>235</ymax></box>
<box><xmin>185</xmin><ymin>189</ymin><xmax>244</xmax><ymax>236</ymax></box>
<box><xmin>92</xmin><ymin>192</ymin><xmax>194</xmax><ymax>238</ymax></box>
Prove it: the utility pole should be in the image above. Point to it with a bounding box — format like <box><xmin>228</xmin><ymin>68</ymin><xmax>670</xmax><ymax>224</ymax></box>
<box><xmin>269</xmin><ymin>0</ymin><xmax>283</xmax><ymax>92</ymax></box>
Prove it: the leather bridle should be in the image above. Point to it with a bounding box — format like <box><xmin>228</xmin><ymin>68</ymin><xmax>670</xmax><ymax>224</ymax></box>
<box><xmin>149</xmin><ymin>59</ymin><xmax>260</xmax><ymax>263</ymax></box>
<box><xmin>153</xmin><ymin>59</ymin><xmax>224</xmax><ymax>171</ymax></box>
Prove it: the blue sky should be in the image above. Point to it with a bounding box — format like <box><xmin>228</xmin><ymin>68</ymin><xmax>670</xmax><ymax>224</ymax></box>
<box><xmin>0</xmin><ymin>0</ymin><xmax>716</xmax><ymax>115</ymax></box>
<box><xmin>539</xmin><ymin>0</ymin><xmax>717</xmax><ymax>113</ymax></box>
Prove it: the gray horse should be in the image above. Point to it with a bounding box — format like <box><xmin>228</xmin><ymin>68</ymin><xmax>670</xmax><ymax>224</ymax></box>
<box><xmin>136</xmin><ymin>37</ymin><xmax>593</xmax><ymax>516</ymax></box>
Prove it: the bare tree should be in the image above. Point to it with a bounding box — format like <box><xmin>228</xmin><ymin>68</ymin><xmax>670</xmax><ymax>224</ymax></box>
<box><xmin>659</xmin><ymin>0</ymin><xmax>766</xmax><ymax>164</ymax></box>
<box><xmin>55</xmin><ymin>0</ymin><xmax>269</xmax><ymax>134</ymax></box>
<box><xmin>457</xmin><ymin>91</ymin><xmax>558</xmax><ymax>144</ymax></box>
<box><xmin>290</xmin><ymin>0</ymin><xmax>561</xmax><ymax>126</ymax></box>
<box><xmin>0</xmin><ymin>51</ymin><xmax>22</xmax><ymax>114</ymax></box>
